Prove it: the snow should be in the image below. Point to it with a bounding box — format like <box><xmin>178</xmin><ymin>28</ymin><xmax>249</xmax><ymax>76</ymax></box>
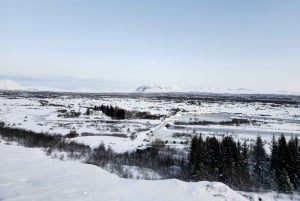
<box><xmin>1</xmin><ymin>142</ymin><xmax>299</xmax><ymax>201</ymax></box>
<box><xmin>0</xmin><ymin>93</ymin><xmax>299</xmax><ymax>153</ymax></box>
<box><xmin>0</xmin><ymin>142</ymin><xmax>249</xmax><ymax>201</ymax></box>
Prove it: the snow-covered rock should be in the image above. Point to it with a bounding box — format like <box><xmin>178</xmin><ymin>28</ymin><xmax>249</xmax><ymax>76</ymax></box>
<box><xmin>0</xmin><ymin>80</ymin><xmax>25</xmax><ymax>91</ymax></box>
<box><xmin>136</xmin><ymin>85</ymin><xmax>182</xmax><ymax>93</ymax></box>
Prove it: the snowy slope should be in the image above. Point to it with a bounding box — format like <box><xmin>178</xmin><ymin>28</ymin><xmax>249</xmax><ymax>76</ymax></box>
<box><xmin>0</xmin><ymin>142</ymin><xmax>249</xmax><ymax>201</ymax></box>
<box><xmin>0</xmin><ymin>80</ymin><xmax>25</xmax><ymax>91</ymax></box>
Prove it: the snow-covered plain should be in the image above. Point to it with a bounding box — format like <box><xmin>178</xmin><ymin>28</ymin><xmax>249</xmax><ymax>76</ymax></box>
<box><xmin>1</xmin><ymin>142</ymin><xmax>298</xmax><ymax>201</ymax></box>
<box><xmin>0</xmin><ymin>92</ymin><xmax>299</xmax><ymax>152</ymax></box>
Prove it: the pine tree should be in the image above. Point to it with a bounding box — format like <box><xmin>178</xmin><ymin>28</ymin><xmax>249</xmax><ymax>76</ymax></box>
<box><xmin>206</xmin><ymin>136</ymin><xmax>220</xmax><ymax>180</ymax></box>
<box><xmin>278</xmin><ymin>169</ymin><xmax>294</xmax><ymax>193</ymax></box>
<box><xmin>277</xmin><ymin>135</ymin><xmax>289</xmax><ymax>174</ymax></box>
<box><xmin>252</xmin><ymin>136</ymin><xmax>268</xmax><ymax>188</ymax></box>
<box><xmin>270</xmin><ymin>135</ymin><xmax>279</xmax><ymax>190</ymax></box>
<box><xmin>270</xmin><ymin>135</ymin><xmax>279</xmax><ymax>174</ymax></box>
<box><xmin>238</xmin><ymin>141</ymin><xmax>251</xmax><ymax>188</ymax></box>
<box><xmin>288</xmin><ymin>136</ymin><xmax>300</xmax><ymax>190</ymax></box>
<box><xmin>189</xmin><ymin>135</ymin><xmax>199</xmax><ymax>177</ymax></box>
<box><xmin>297</xmin><ymin>136</ymin><xmax>300</xmax><ymax>192</ymax></box>
<box><xmin>189</xmin><ymin>135</ymin><xmax>208</xmax><ymax>180</ymax></box>
<box><xmin>85</xmin><ymin>108</ymin><xmax>91</xmax><ymax>115</ymax></box>
<box><xmin>195</xmin><ymin>135</ymin><xmax>208</xmax><ymax>180</ymax></box>
<box><xmin>220</xmin><ymin>136</ymin><xmax>237</xmax><ymax>185</ymax></box>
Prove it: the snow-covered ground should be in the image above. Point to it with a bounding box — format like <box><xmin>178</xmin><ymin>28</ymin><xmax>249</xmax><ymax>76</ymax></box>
<box><xmin>0</xmin><ymin>142</ymin><xmax>244</xmax><ymax>201</ymax></box>
<box><xmin>0</xmin><ymin>92</ymin><xmax>299</xmax><ymax>153</ymax></box>
<box><xmin>1</xmin><ymin>142</ymin><xmax>297</xmax><ymax>201</ymax></box>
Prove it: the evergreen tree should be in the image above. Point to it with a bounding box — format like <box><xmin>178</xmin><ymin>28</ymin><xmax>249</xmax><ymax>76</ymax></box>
<box><xmin>252</xmin><ymin>136</ymin><xmax>268</xmax><ymax>188</ymax></box>
<box><xmin>277</xmin><ymin>135</ymin><xmax>289</xmax><ymax>174</ymax></box>
<box><xmin>206</xmin><ymin>136</ymin><xmax>221</xmax><ymax>180</ymax></box>
<box><xmin>278</xmin><ymin>169</ymin><xmax>294</xmax><ymax>193</ymax></box>
<box><xmin>220</xmin><ymin>136</ymin><xmax>238</xmax><ymax>185</ymax></box>
<box><xmin>270</xmin><ymin>135</ymin><xmax>279</xmax><ymax>190</ymax></box>
<box><xmin>238</xmin><ymin>141</ymin><xmax>251</xmax><ymax>188</ymax></box>
<box><xmin>189</xmin><ymin>135</ymin><xmax>199</xmax><ymax>177</ymax></box>
<box><xmin>287</xmin><ymin>136</ymin><xmax>300</xmax><ymax>190</ymax></box>
<box><xmin>297</xmin><ymin>136</ymin><xmax>300</xmax><ymax>192</ymax></box>
<box><xmin>85</xmin><ymin>108</ymin><xmax>91</xmax><ymax>115</ymax></box>
<box><xmin>270</xmin><ymin>135</ymin><xmax>279</xmax><ymax>174</ymax></box>
<box><xmin>195</xmin><ymin>135</ymin><xmax>208</xmax><ymax>180</ymax></box>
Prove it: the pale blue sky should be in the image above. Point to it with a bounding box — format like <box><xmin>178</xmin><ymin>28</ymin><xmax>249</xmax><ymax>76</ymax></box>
<box><xmin>0</xmin><ymin>0</ymin><xmax>299</xmax><ymax>92</ymax></box>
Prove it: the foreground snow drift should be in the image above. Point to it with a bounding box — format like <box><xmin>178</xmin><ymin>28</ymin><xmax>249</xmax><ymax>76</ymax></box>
<box><xmin>0</xmin><ymin>142</ymin><xmax>248</xmax><ymax>201</ymax></box>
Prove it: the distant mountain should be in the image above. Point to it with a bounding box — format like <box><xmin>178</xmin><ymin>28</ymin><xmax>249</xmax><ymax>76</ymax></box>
<box><xmin>135</xmin><ymin>85</ymin><xmax>182</xmax><ymax>93</ymax></box>
<box><xmin>0</xmin><ymin>80</ymin><xmax>25</xmax><ymax>91</ymax></box>
<box><xmin>25</xmin><ymin>85</ymin><xmax>64</xmax><ymax>92</ymax></box>
<box><xmin>1</xmin><ymin>78</ymin><xmax>299</xmax><ymax>95</ymax></box>
<box><xmin>0</xmin><ymin>79</ymin><xmax>63</xmax><ymax>92</ymax></box>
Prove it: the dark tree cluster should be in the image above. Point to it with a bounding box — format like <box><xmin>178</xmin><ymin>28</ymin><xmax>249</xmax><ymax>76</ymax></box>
<box><xmin>93</xmin><ymin>104</ymin><xmax>161</xmax><ymax>120</ymax></box>
<box><xmin>189</xmin><ymin>134</ymin><xmax>300</xmax><ymax>193</ymax></box>
<box><xmin>94</xmin><ymin>105</ymin><xmax>126</xmax><ymax>119</ymax></box>
<box><xmin>269</xmin><ymin>135</ymin><xmax>300</xmax><ymax>193</ymax></box>
<box><xmin>58</xmin><ymin>110</ymin><xmax>81</xmax><ymax>118</ymax></box>
<box><xmin>174</xmin><ymin>118</ymin><xmax>254</xmax><ymax>126</ymax></box>
<box><xmin>189</xmin><ymin>135</ymin><xmax>251</xmax><ymax>189</ymax></box>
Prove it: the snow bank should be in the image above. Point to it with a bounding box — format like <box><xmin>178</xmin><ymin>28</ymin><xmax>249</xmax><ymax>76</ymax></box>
<box><xmin>0</xmin><ymin>142</ymin><xmax>247</xmax><ymax>201</ymax></box>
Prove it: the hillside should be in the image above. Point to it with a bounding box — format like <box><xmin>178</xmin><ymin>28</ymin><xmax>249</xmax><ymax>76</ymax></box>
<box><xmin>0</xmin><ymin>142</ymin><xmax>249</xmax><ymax>201</ymax></box>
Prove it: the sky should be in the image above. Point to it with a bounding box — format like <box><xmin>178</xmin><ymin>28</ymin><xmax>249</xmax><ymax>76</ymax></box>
<box><xmin>0</xmin><ymin>0</ymin><xmax>299</xmax><ymax>93</ymax></box>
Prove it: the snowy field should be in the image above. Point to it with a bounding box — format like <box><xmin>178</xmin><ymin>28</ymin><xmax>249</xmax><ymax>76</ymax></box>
<box><xmin>1</xmin><ymin>141</ymin><xmax>298</xmax><ymax>201</ymax></box>
<box><xmin>0</xmin><ymin>91</ymin><xmax>299</xmax><ymax>153</ymax></box>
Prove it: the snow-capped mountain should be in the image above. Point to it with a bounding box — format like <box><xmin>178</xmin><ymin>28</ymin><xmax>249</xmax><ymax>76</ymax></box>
<box><xmin>0</xmin><ymin>79</ymin><xmax>64</xmax><ymax>92</ymax></box>
<box><xmin>0</xmin><ymin>80</ymin><xmax>25</xmax><ymax>91</ymax></box>
<box><xmin>135</xmin><ymin>85</ymin><xmax>182</xmax><ymax>93</ymax></box>
<box><xmin>0</xmin><ymin>78</ymin><xmax>134</xmax><ymax>93</ymax></box>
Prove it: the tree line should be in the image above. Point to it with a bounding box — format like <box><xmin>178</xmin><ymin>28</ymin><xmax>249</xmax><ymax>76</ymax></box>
<box><xmin>93</xmin><ymin>105</ymin><xmax>126</xmax><ymax>119</ymax></box>
<box><xmin>92</xmin><ymin>104</ymin><xmax>162</xmax><ymax>120</ymax></box>
<box><xmin>189</xmin><ymin>135</ymin><xmax>300</xmax><ymax>193</ymax></box>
